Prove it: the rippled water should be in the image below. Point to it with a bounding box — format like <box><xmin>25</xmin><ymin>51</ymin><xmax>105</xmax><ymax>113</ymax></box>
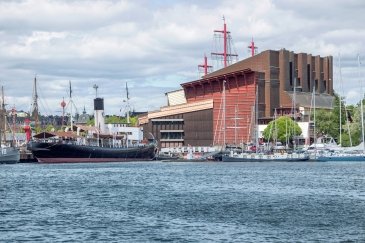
<box><xmin>1</xmin><ymin>161</ymin><xmax>365</xmax><ymax>242</ymax></box>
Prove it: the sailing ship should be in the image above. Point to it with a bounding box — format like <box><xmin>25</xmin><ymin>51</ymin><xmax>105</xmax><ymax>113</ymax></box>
<box><xmin>27</xmin><ymin>134</ymin><xmax>157</xmax><ymax>163</ymax></box>
<box><xmin>27</xmin><ymin>82</ymin><xmax>157</xmax><ymax>163</ymax></box>
<box><xmin>0</xmin><ymin>86</ymin><xmax>20</xmax><ymax>164</ymax></box>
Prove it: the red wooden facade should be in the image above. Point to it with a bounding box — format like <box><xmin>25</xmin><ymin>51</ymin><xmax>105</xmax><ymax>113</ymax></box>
<box><xmin>181</xmin><ymin>69</ymin><xmax>262</xmax><ymax>145</ymax></box>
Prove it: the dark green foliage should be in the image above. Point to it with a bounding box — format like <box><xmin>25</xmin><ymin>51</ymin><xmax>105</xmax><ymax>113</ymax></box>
<box><xmin>262</xmin><ymin>116</ymin><xmax>302</xmax><ymax>144</ymax></box>
<box><xmin>313</xmin><ymin>109</ymin><xmax>339</xmax><ymax>139</ymax></box>
<box><xmin>313</xmin><ymin>93</ymin><xmax>364</xmax><ymax>146</ymax></box>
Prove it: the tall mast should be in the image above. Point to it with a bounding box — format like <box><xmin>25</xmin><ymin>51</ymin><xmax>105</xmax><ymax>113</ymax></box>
<box><xmin>69</xmin><ymin>80</ymin><xmax>73</xmax><ymax>130</ymax></box>
<box><xmin>248</xmin><ymin>37</ymin><xmax>258</xmax><ymax>57</ymax></box>
<box><xmin>293</xmin><ymin>77</ymin><xmax>297</xmax><ymax>149</ymax></box>
<box><xmin>211</xmin><ymin>16</ymin><xmax>238</xmax><ymax>68</ymax></box>
<box><xmin>12</xmin><ymin>106</ymin><xmax>16</xmax><ymax>145</ymax></box>
<box><xmin>338</xmin><ymin>54</ymin><xmax>342</xmax><ymax>146</ymax></box>
<box><xmin>1</xmin><ymin>86</ymin><xmax>5</xmax><ymax>145</ymax></box>
<box><xmin>223</xmin><ymin>80</ymin><xmax>226</xmax><ymax>146</ymax></box>
<box><xmin>198</xmin><ymin>54</ymin><xmax>212</xmax><ymax>76</ymax></box>
<box><xmin>223</xmin><ymin>17</ymin><xmax>227</xmax><ymax>67</ymax></box>
<box><xmin>255</xmin><ymin>84</ymin><xmax>259</xmax><ymax>154</ymax></box>
<box><xmin>31</xmin><ymin>76</ymin><xmax>39</xmax><ymax>128</ymax></box>
<box><xmin>125</xmin><ymin>82</ymin><xmax>130</xmax><ymax>124</ymax></box>
<box><xmin>313</xmin><ymin>86</ymin><xmax>317</xmax><ymax>158</ymax></box>
<box><xmin>358</xmin><ymin>54</ymin><xmax>365</xmax><ymax>153</ymax></box>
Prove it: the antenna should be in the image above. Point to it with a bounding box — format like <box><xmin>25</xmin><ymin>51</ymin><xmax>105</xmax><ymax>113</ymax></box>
<box><xmin>93</xmin><ymin>84</ymin><xmax>99</xmax><ymax>98</ymax></box>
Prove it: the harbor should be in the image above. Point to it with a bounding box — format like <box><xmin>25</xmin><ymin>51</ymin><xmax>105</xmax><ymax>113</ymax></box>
<box><xmin>2</xmin><ymin>161</ymin><xmax>365</xmax><ymax>242</ymax></box>
<box><xmin>1</xmin><ymin>1</ymin><xmax>365</xmax><ymax>242</ymax></box>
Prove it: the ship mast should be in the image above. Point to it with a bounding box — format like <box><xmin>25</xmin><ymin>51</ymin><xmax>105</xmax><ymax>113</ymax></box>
<box><xmin>198</xmin><ymin>54</ymin><xmax>212</xmax><ymax>76</ymax></box>
<box><xmin>31</xmin><ymin>76</ymin><xmax>39</xmax><ymax>129</ymax></box>
<box><xmin>211</xmin><ymin>16</ymin><xmax>238</xmax><ymax>68</ymax></box>
<box><xmin>122</xmin><ymin>82</ymin><xmax>131</xmax><ymax>125</ymax></box>
<box><xmin>1</xmin><ymin>86</ymin><xmax>5</xmax><ymax>146</ymax></box>
<box><xmin>69</xmin><ymin>81</ymin><xmax>73</xmax><ymax>130</ymax></box>
<box><xmin>248</xmin><ymin>37</ymin><xmax>258</xmax><ymax>57</ymax></box>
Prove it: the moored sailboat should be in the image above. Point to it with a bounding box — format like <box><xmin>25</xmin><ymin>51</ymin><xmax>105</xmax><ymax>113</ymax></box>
<box><xmin>222</xmin><ymin>82</ymin><xmax>309</xmax><ymax>162</ymax></box>
<box><xmin>0</xmin><ymin>86</ymin><xmax>20</xmax><ymax>164</ymax></box>
<box><xmin>314</xmin><ymin>55</ymin><xmax>365</xmax><ymax>162</ymax></box>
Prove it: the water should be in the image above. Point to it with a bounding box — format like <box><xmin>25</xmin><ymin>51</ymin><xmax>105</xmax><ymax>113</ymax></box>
<box><xmin>1</xmin><ymin>161</ymin><xmax>365</xmax><ymax>242</ymax></box>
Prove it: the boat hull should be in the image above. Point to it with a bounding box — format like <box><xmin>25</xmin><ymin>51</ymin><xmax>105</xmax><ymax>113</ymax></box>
<box><xmin>222</xmin><ymin>154</ymin><xmax>310</xmax><ymax>162</ymax></box>
<box><xmin>28</xmin><ymin>141</ymin><xmax>157</xmax><ymax>163</ymax></box>
<box><xmin>0</xmin><ymin>147</ymin><xmax>20</xmax><ymax>164</ymax></box>
<box><xmin>316</xmin><ymin>155</ymin><xmax>365</xmax><ymax>162</ymax></box>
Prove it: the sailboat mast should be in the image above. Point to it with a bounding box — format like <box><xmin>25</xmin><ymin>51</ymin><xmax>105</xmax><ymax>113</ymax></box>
<box><xmin>1</xmin><ymin>86</ymin><xmax>5</xmax><ymax>145</ymax></box>
<box><xmin>234</xmin><ymin>105</ymin><xmax>237</xmax><ymax>145</ymax></box>
<box><xmin>293</xmin><ymin>77</ymin><xmax>296</xmax><ymax>150</ymax></box>
<box><xmin>313</xmin><ymin>86</ymin><xmax>317</xmax><ymax>157</ymax></box>
<box><xmin>358</xmin><ymin>55</ymin><xmax>365</xmax><ymax>153</ymax></box>
<box><xmin>255</xmin><ymin>84</ymin><xmax>259</xmax><ymax>154</ymax></box>
<box><xmin>223</xmin><ymin>80</ymin><xmax>226</xmax><ymax>146</ymax></box>
<box><xmin>339</xmin><ymin>54</ymin><xmax>342</xmax><ymax>146</ymax></box>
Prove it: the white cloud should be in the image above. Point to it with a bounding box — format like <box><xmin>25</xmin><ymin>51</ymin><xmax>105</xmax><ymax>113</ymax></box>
<box><xmin>0</xmin><ymin>0</ymin><xmax>364</xmax><ymax>116</ymax></box>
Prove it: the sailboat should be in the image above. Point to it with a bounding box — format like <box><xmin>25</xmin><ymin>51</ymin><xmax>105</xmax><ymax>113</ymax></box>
<box><xmin>316</xmin><ymin>55</ymin><xmax>365</xmax><ymax>161</ymax></box>
<box><xmin>0</xmin><ymin>86</ymin><xmax>20</xmax><ymax>164</ymax></box>
<box><xmin>222</xmin><ymin>83</ymin><xmax>309</xmax><ymax>162</ymax></box>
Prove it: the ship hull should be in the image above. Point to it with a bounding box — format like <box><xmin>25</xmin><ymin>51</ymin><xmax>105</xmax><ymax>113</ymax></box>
<box><xmin>0</xmin><ymin>147</ymin><xmax>20</xmax><ymax>164</ymax></box>
<box><xmin>316</xmin><ymin>155</ymin><xmax>365</xmax><ymax>162</ymax></box>
<box><xmin>28</xmin><ymin>141</ymin><xmax>157</xmax><ymax>163</ymax></box>
<box><xmin>222</xmin><ymin>154</ymin><xmax>310</xmax><ymax>162</ymax></box>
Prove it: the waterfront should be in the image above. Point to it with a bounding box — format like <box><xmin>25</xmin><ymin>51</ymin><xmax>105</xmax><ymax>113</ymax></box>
<box><xmin>1</xmin><ymin>161</ymin><xmax>364</xmax><ymax>242</ymax></box>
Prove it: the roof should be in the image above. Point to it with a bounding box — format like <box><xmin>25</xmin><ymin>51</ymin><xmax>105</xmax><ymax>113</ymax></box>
<box><xmin>287</xmin><ymin>91</ymin><xmax>334</xmax><ymax>109</ymax></box>
<box><xmin>33</xmin><ymin>131</ymin><xmax>80</xmax><ymax>139</ymax></box>
<box><xmin>181</xmin><ymin>68</ymin><xmax>254</xmax><ymax>87</ymax></box>
<box><xmin>138</xmin><ymin>99</ymin><xmax>213</xmax><ymax>125</ymax></box>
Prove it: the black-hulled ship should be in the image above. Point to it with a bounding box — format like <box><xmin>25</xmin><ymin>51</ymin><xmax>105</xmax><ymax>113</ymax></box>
<box><xmin>27</xmin><ymin>84</ymin><xmax>157</xmax><ymax>163</ymax></box>
<box><xmin>27</xmin><ymin>133</ymin><xmax>156</xmax><ymax>163</ymax></box>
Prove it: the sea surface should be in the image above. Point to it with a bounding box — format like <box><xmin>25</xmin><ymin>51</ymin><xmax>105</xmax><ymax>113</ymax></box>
<box><xmin>1</xmin><ymin>161</ymin><xmax>365</xmax><ymax>242</ymax></box>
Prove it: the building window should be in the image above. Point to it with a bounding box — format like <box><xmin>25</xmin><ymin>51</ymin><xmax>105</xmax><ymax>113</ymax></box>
<box><xmin>323</xmin><ymin>80</ymin><xmax>327</xmax><ymax>91</ymax></box>
<box><xmin>161</xmin><ymin>132</ymin><xmax>184</xmax><ymax>140</ymax></box>
<box><xmin>307</xmin><ymin>64</ymin><xmax>311</xmax><ymax>90</ymax></box>
<box><xmin>289</xmin><ymin>62</ymin><xmax>293</xmax><ymax>86</ymax></box>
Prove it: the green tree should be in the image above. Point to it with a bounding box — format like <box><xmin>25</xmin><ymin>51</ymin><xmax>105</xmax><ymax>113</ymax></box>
<box><xmin>312</xmin><ymin>93</ymin><xmax>363</xmax><ymax>147</ymax></box>
<box><xmin>262</xmin><ymin>116</ymin><xmax>302</xmax><ymax>144</ymax></box>
<box><xmin>105</xmin><ymin>115</ymin><xmax>124</xmax><ymax>124</ymax></box>
<box><xmin>313</xmin><ymin>109</ymin><xmax>339</xmax><ymax>139</ymax></box>
<box><xmin>44</xmin><ymin>124</ymin><xmax>55</xmax><ymax>132</ymax></box>
<box><xmin>88</xmin><ymin>115</ymin><xmax>139</xmax><ymax>127</ymax></box>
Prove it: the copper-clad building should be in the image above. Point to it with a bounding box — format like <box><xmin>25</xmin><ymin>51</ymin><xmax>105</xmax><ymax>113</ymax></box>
<box><xmin>139</xmin><ymin>49</ymin><xmax>334</xmax><ymax>148</ymax></box>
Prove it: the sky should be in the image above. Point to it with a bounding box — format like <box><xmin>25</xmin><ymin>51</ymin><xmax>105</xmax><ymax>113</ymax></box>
<box><xmin>0</xmin><ymin>0</ymin><xmax>365</xmax><ymax>116</ymax></box>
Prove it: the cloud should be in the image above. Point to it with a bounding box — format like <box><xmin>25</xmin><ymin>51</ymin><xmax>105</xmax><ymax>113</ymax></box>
<box><xmin>0</xmin><ymin>0</ymin><xmax>364</xmax><ymax>116</ymax></box>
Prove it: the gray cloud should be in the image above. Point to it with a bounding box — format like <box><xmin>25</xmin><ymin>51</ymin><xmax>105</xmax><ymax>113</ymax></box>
<box><xmin>0</xmin><ymin>0</ymin><xmax>364</xmax><ymax>116</ymax></box>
